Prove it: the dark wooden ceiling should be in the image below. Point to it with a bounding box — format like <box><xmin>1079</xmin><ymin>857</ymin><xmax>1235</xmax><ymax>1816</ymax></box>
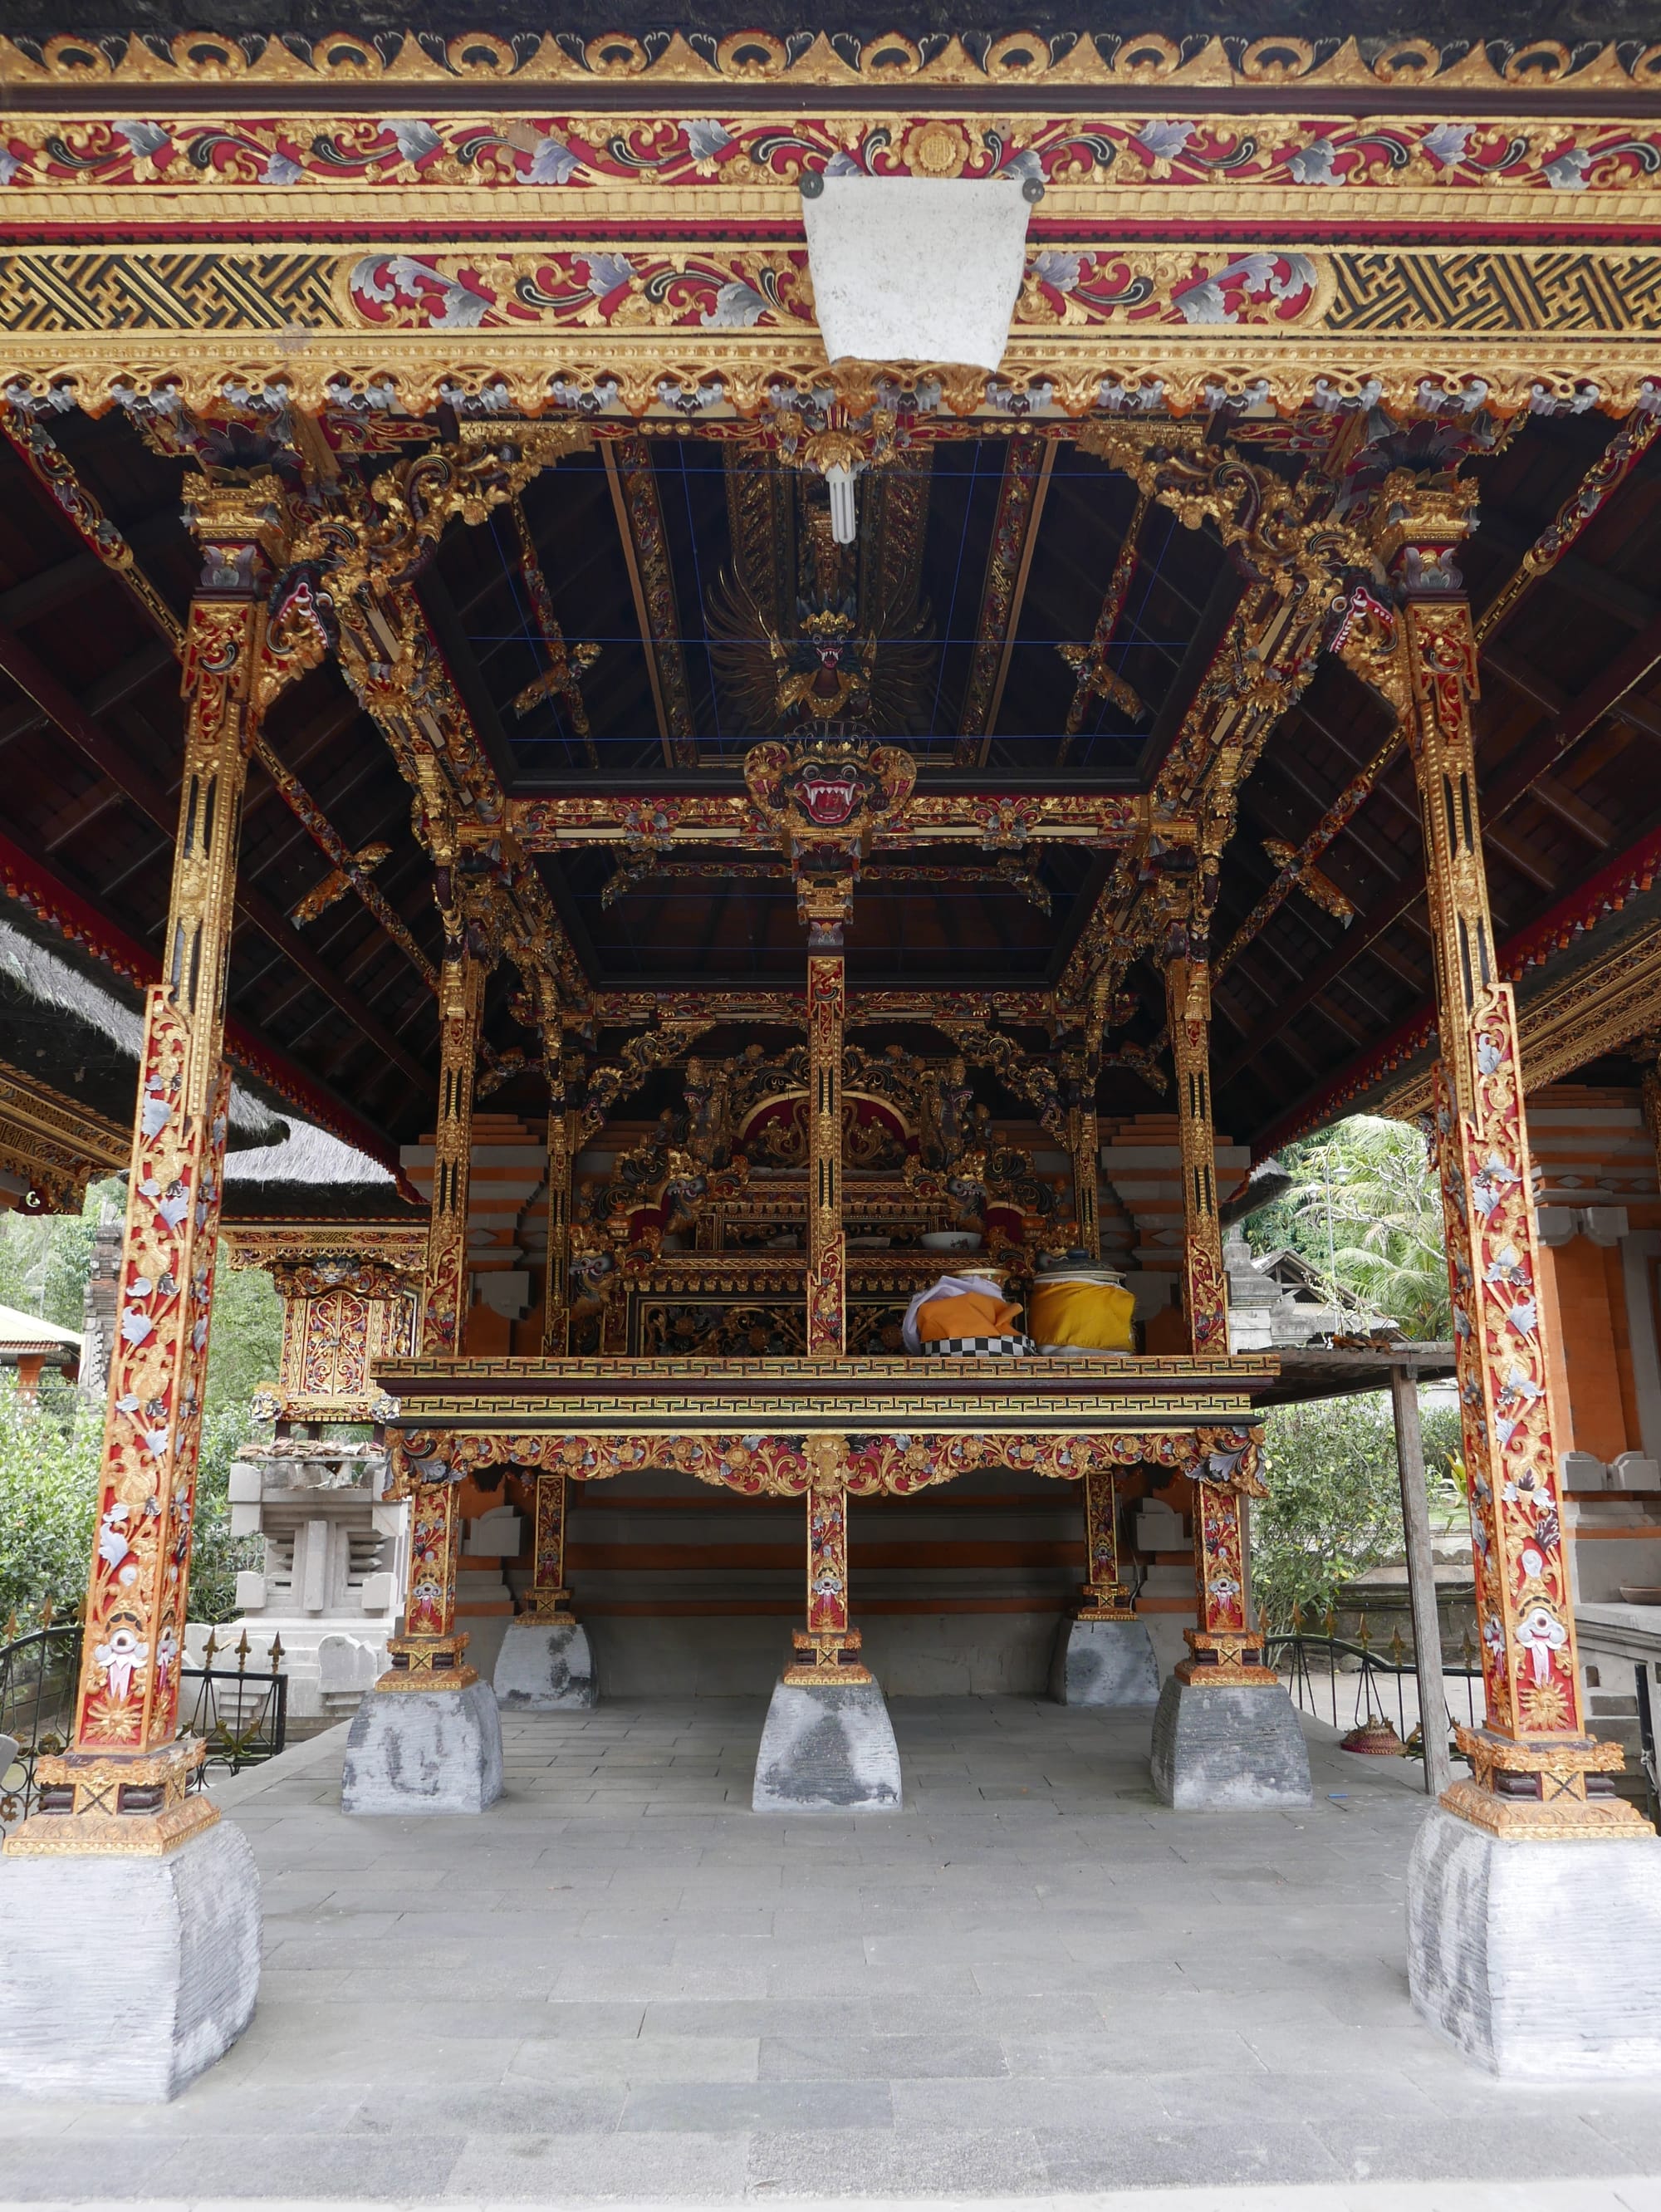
<box><xmin>4</xmin><ymin>400</ymin><xmax>1661</xmax><ymax>1160</ymax></box>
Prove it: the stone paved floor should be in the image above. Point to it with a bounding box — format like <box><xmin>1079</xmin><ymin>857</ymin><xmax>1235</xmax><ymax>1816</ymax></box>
<box><xmin>3</xmin><ymin>1696</ymin><xmax>1661</xmax><ymax>2207</ymax></box>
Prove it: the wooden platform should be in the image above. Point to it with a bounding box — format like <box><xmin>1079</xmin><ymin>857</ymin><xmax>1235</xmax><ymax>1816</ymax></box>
<box><xmin>372</xmin><ymin>1354</ymin><xmax>1281</xmax><ymax>1437</ymax></box>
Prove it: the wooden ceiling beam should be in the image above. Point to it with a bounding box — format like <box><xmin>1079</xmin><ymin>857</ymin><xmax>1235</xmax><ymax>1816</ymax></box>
<box><xmin>1222</xmin><ymin>611</ymin><xmax>1661</xmax><ymax>1085</ymax></box>
<box><xmin>0</xmin><ymin>616</ymin><xmax>429</xmax><ymax>1086</ymax></box>
<box><xmin>602</xmin><ymin>434</ymin><xmax>698</xmax><ymax>769</ymax></box>
<box><xmin>1529</xmin><ymin>770</ymin><xmax>1614</xmax><ymax>848</ymax></box>
<box><xmin>1487</xmin><ymin>627</ymin><xmax>1661</xmax><ymax>752</ymax></box>
<box><xmin>1477</xmin><ymin>505</ymin><xmax>1661</xmax><ymax>632</ymax></box>
<box><xmin>953</xmin><ymin>438</ymin><xmax>1056</xmax><ymax>767</ymax></box>
<box><xmin>1484</xmin><ymin>822</ymin><xmax>1560</xmax><ymax>894</ymax></box>
<box><xmin>1360</xmin><ymin>935</ymin><xmax>1429</xmax><ymax>993</ymax></box>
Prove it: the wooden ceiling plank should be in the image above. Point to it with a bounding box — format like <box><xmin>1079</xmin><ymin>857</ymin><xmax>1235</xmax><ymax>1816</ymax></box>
<box><xmin>0</xmin><ymin>826</ymin><xmax>399</xmax><ymax>1162</ymax></box>
<box><xmin>953</xmin><ymin>438</ymin><xmax>1056</xmax><ymax>768</ymax></box>
<box><xmin>602</xmin><ymin>435</ymin><xmax>698</xmax><ymax>769</ymax></box>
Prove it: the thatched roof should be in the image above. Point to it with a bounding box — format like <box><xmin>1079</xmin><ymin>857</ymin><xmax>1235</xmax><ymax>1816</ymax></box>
<box><xmin>223</xmin><ymin>1121</ymin><xmax>394</xmax><ymax>1189</ymax></box>
<box><xmin>0</xmin><ymin>917</ymin><xmax>284</xmax><ymax>1149</ymax></box>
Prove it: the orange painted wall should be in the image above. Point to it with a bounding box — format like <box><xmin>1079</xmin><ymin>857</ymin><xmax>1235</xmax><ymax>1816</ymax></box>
<box><xmin>1543</xmin><ymin>1235</ymin><xmax>1633</xmax><ymax>1463</ymax></box>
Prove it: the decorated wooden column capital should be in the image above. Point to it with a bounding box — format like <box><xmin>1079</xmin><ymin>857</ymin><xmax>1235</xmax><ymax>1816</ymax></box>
<box><xmin>6</xmin><ymin>473</ymin><xmax>313</xmax><ymax>1856</ymax></box>
<box><xmin>1340</xmin><ymin>474</ymin><xmax>1644</xmax><ymax>1837</ymax></box>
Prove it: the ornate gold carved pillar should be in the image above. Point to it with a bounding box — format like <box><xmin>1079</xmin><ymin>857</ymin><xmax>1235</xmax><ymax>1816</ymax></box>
<box><xmin>542</xmin><ymin>1102</ymin><xmax>575</xmax><ymax>1357</ymax></box>
<box><xmin>1077</xmin><ymin>1464</ymin><xmax>1134</xmax><ymax>1621</ymax></box>
<box><xmin>1165</xmin><ymin>954</ymin><xmax>1228</xmax><ymax>1357</ymax></box>
<box><xmin>786</xmin><ymin>1438</ymin><xmax>869</xmax><ymax>1682</ymax></box>
<box><xmin>806</xmin><ymin>933</ymin><xmax>846</xmax><ymax>1360</ymax></box>
<box><xmin>1164</xmin><ymin>958</ymin><xmax>1268</xmax><ymax>1685</ymax></box>
<box><xmin>1068</xmin><ymin>1106</ymin><xmax>1100</xmax><ymax>1263</ymax></box>
<box><xmin>1064</xmin><ymin>999</ymin><xmax>1131</xmax><ymax>1621</ymax></box>
<box><xmin>421</xmin><ymin>946</ymin><xmax>487</xmax><ymax>1360</ymax></box>
<box><xmin>381</xmin><ymin>935</ymin><xmax>488</xmax><ymax>1693</ymax></box>
<box><xmin>744</xmin><ymin>738</ymin><xmax>917</xmax><ymax>1364</ymax></box>
<box><xmin>7</xmin><ymin>478</ymin><xmax>298</xmax><ymax>1854</ymax></box>
<box><xmin>522</xmin><ymin>1472</ymin><xmax>574</xmax><ymax>1624</ymax></box>
<box><xmin>1357</xmin><ymin>483</ymin><xmax>1641</xmax><ymax>1835</ymax></box>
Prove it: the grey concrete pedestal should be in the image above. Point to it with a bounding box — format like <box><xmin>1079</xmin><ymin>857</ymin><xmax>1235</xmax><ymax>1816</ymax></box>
<box><xmin>1150</xmin><ymin>1676</ymin><xmax>1313</xmax><ymax>1808</ymax></box>
<box><xmin>341</xmin><ymin>1680</ymin><xmax>503</xmax><ymax>1814</ymax></box>
<box><xmin>492</xmin><ymin>1619</ymin><xmax>598</xmax><ymax>1709</ymax></box>
<box><xmin>1408</xmin><ymin>1803</ymin><xmax>1661</xmax><ymax>2075</ymax></box>
<box><xmin>1050</xmin><ymin>1616</ymin><xmax>1160</xmax><ymax>1706</ymax></box>
<box><xmin>752</xmin><ymin>1676</ymin><xmax>901</xmax><ymax>1812</ymax></box>
<box><xmin>0</xmin><ymin>1817</ymin><xmax>260</xmax><ymax>2099</ymax></box>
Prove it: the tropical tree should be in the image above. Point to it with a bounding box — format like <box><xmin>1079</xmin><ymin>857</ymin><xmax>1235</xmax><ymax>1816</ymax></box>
<box><xmin>1250</xmin><ymin>1114</ymin><xmax>1451</xmax><ymax>1339</ymax></box>
<box><xmin>1252</xmin><ymin>1391</ymin><xmax>1465</xmax><ymax>1631</ymax></box>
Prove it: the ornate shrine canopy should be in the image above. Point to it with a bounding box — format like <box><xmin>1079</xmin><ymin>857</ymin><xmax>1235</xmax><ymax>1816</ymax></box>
<box><xmin>3</xmin><ymin>9</ymin><xmax>1661</xmax><ymax>1165</ymax></box>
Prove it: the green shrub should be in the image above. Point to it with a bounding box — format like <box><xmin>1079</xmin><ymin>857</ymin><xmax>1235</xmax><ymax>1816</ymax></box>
<box><xmin>0</xmin><ymin>1201</ymin><xmax>277</xmax><ymax>1631</ymax></box>
<box><xmin>1252</xmin><ymin>1390</ymin><xmax>1465</xmax><ymax>1631</ymax></box>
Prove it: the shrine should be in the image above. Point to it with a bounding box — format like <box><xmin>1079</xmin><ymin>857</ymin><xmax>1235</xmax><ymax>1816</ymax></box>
<box><xmin>2</xmin><ymin>0</ymin><xmax>1661</xmax><ymax>2130</ymax></box>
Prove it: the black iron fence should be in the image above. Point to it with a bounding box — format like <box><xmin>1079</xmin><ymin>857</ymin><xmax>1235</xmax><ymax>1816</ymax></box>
<box><xmin>1264</xmin><ymin>1616</ymin><xmax>1487</xmax><ymax>1760</ymax></box>
<box><xmin>0</xmin><ymin>1619</ymin><xmax>79</xmax><ymax>1827</ymax></box>
<box><xmin>0</xmin><ymin>1618</ymin><xmax>287</xmax><ymax>1832</ymax></box>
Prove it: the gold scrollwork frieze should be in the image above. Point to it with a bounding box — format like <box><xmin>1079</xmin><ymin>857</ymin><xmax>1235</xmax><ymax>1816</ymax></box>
<box><xmin>0</xmin><ymin>243</ymin><xmax>1656</xmax><ymax>411</ymax></box>
<box><xmin>4</xmin><ymin>30</ymin><xmax>1660</xmax><ymax>104</ymax></box>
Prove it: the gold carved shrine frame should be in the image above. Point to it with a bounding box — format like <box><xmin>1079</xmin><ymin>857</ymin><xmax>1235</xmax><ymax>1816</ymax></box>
<box><xmin>6</xmin><ymin>45</ymin><xmax>1661</xmax><ymax>415</ymax></box>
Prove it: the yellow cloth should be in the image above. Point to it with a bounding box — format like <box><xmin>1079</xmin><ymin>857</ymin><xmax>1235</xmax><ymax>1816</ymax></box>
<box><xmin>1029</xmin><ymin>1278</ymin><xmax>1136</xmax><ymax>1353</ymax></box>
<box><xmin>917</xmin><ymin>1290</ymin><xmax>1022</xmax><ymax>1341</ymax></box>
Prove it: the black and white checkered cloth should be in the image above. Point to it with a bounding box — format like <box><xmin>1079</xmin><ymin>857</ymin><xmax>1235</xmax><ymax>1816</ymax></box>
<box><xmin>924</xmin><ymin>1334</ymin><xmax>1037</xmax><ymax>1358</ymax></box>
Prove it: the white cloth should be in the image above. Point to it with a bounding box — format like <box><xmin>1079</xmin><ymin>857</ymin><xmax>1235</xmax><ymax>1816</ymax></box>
<box><xmin>803</xmin><ymin>178</ymin><xmax>1033</xmax><ymax>370</ymax></box>
<box><xmin>902</xmin><ymin>1273</ymin><xmax>1014</xmax><ymax>1356</ymax></box>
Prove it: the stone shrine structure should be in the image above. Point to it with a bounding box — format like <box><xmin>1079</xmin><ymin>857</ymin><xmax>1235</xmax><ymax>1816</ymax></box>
<box><xmin>0</xmin><ymin>0</ymin><xmax>1659</xmax><ymax>2101</ymax></box>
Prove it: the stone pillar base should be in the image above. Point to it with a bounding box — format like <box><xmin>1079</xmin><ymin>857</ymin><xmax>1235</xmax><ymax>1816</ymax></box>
<box><xmin>1149</xmin><ymin>1676</ymin><xmax>1313</xmax><ymax>1809</ymax></box>
<box><xmin>341</xmin><ymin>1680</ymin><xmax>504</xmax><ymax>1815</ymax></box>
<box><xmin>1409</xmin><ymin>1803</ymin><xmax>1661</xmax><ymax>2076</ymax></box>
<box><xmin>1050</xmin><ymin>1615</ymin><xmax>1160</xmax><ymax>1706</ymax></box>
<box><xmin>752</xmin><ymin>1675</ymin><xmax>901</xmax><ymax>1812</ymax></box>
<box><xmin>0</xmin><ymin>1817</ymin><xmax>259</xmax><ymax>2100</ymax></box>
<box><xmin>492</xmin><ymin>1618</ymin><xmax>598</xmax><ymax>1709</ymax></box>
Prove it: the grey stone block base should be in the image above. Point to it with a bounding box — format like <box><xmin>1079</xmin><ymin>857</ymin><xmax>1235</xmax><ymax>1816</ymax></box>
<box><xmin>1050</xmin><ymin>1615</ymin><xmax>1160</xmax><ymax>1706</ymax></box>
<box><xmin>1408</xmin><ymin>1803</ymin><xmax>1661</xmax><ymax>2076</ymax></box>
<box><xmin>752</xmin><ymin>1675</ymin><xmax>902</xmax><ymax>1812</ymax></box>
<box><xmin>492</xmin><ymin>1618</ymin><xmax>598</xmax><ymax>1709</ymax></box>
<box><xmin>0</xmin><ymin>1817</ymin><xmax>260</xmax><ymax>2100</ymax></box>
<box><xmin>341</xmin><ymin>1679</ymin><xmax>503</xmax><ymax>1815</ymax></box>
<box><xmin>1149</xmin><ymin>1675</ymin><xmax>1314</xmax><ymax>1809</ymax></box>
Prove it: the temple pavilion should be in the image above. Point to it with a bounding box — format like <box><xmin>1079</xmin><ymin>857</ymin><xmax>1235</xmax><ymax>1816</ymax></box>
<box><xmin>1</xmin><ymin>0</ymin><xmax>1660</xmax><ymax>2105</ymax></box>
